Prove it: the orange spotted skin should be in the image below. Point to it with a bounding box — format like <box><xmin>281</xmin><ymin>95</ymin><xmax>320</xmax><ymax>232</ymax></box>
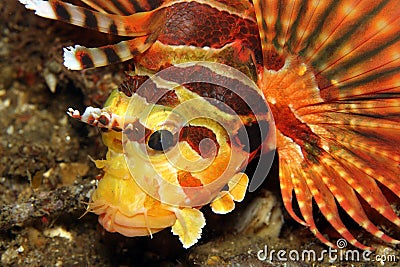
<box><xmin>20</xmin><ymin>0</ymin><xmax>400</xmax><ymax>250</ymax></box>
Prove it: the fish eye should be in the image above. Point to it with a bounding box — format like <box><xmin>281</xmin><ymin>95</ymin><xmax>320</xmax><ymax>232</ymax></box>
<box><xmin>148</xmin><ymin>129</ymin><xmax>175</xmax><ymax>151</ymax></box>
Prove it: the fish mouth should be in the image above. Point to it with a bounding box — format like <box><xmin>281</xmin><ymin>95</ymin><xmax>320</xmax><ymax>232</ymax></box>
<box><xmin>97</xmin><ymin>206</ymin><xmax>177</xmax><ymax>237</ymax></box>
<box><xmin>88</xmin><ymin>167</ymin><xmax>179</xmax><ymax>237</ymax></box>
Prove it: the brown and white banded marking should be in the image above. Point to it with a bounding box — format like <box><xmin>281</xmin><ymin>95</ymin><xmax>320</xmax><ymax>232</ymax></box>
<box><xmin>62</xmin><ymin>35</ymin><xmax>154</xmax><ymax>70</ymax></box>
<box><xmin>20</xmin><ymin>0</ymin><xmax>160</xmax><ymax>36</ymax></box>
<box><xmin>67</xmin><ymin>107</ymin><xmax>123</xmax><ymax>131</ymax></box>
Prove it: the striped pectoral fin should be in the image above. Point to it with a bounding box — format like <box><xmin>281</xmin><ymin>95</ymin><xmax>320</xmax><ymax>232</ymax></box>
<box><xmin>253</xmin><ymin>0</ymin><xmax>400</xmax><ymax>250</ymax></box>
<box><xmin>270</xmin><ymin>0</ymin><xmax>400</xmax><ymax>101</ymax></box>
<box><xmin>19</xmin><ymin>0</ymin><xmax>163</xmax><ymax>36</ymax></box>
<box><xmin>63</xmin><ymin>36</ymin><xmax>153</xmax><ymax>69</ymax></box>
<box><xmin>171</xmin><ymin>208</ymin><xmax>206</xmax><ymax>249</ymax></box>
<box><xmin>210</xmin><ymin>173</ymin><xmax>249</xmax><ymax>214</ymax></box>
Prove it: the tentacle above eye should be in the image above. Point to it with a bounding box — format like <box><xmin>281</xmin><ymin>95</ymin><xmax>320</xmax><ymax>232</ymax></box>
<box><xmin>67</xmin><ymin>107</ymin><xmax>123</xmax><ymax>130</ymax></box>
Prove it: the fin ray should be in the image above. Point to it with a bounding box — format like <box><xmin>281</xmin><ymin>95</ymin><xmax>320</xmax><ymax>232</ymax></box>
<box><xmin>19</xmin><ymin>0</ymin><xmax>163</xmax><ymax>36</ymax></box>
<box><xmin>258</xmin><ymin>0</ymin><xmax>400</xmax><ymax>249</ymax></box>
<box><xmin>63</xmin><ymin>36</ymin><xmax>154</xmax><ymax>69</ymax></box>
<box><xmin>80</xmin><ymin>0</ymin><xmax>161</xmax><ymax>15</ymax></box>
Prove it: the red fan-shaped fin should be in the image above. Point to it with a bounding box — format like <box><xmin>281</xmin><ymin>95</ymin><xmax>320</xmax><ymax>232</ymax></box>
<box><xmin>256</xmin><ymin>0</ymin><xmax>400</xmax><ymax>249</ymax></box>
